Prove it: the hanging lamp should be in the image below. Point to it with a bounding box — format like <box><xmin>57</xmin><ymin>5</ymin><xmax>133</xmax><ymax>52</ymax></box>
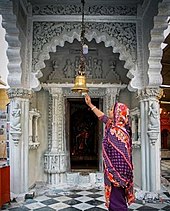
<box><xmin>71</xmin><ymin>0</ymin><xmax>89</xmax><ymax>94</ymax></box>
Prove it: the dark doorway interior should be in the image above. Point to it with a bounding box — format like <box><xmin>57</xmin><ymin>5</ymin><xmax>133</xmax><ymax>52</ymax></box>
<box><xmin>69</xmin><ymin>98</ymin><xmax>99</xmax><ymax>170</ymax></box>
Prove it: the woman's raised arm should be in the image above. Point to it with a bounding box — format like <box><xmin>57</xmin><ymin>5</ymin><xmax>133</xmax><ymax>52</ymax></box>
<box><xmin>85</xmin><ymin>94</ymin><xmax>104</xmax><ymax>118</ymax></box>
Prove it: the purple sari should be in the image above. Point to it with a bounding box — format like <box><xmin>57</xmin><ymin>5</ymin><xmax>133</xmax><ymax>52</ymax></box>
<box><xmin>99</xmin><ymin>102</ymin><xmax>135</xmax><ymax>209</ymax></box>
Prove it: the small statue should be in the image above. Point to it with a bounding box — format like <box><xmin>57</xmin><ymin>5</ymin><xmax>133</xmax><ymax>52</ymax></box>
<box><xmin>108</xmin><ymin>60</ymin><xmax>120</xmax><ymax>82</ymax></box>
<box><xmin>93</xmin><ymin>58</ymin><xmax>103</xmax><ymax>78</ymax></box>
<box><xmin>148</xmin><ymin>102</ymin><xmax>159</xmax><ymax>130</ymax></box>
<box><xmin>52</xmin><ymin>60</ymin><xmax>59</xmax><ymax>71</ymax></box>
<box><xmin>11</xmin><ymin>102</ymin><xmax>21</xmax><ymax>131</ymax></box>
<box><xmin>86</xmin><ymin>56</ymin><xmax>93</xmax><ymax>77</ymax></box>
<box><xmin>63</xmin><ymin>59</ymin><xmax>75</xmax><ymax>78</ymax></box>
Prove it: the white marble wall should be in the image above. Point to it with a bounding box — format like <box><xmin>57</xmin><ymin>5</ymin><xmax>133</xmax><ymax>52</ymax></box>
<box><xmin>1</xmin><ymin>0</ymin><xmax>167</xmax><ymax>195</ymax></box>
<box><xmin>28</xmin><ymin>84</ymin><xmax>143</xmax><ymax>189</ymax></box>
<box><xmin>29</xmin><ymin>90</ymin><xmax>49</xmax><ymax>187</ymax></box>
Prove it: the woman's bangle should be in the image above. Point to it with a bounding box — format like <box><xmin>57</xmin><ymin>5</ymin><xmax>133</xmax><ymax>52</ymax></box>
<box><xmin>91</xmin><ymin>106</ymin><xmax>96</xmax><ymax>111</ymax></box>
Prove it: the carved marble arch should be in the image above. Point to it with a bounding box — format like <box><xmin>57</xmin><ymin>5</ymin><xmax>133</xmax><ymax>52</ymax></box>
<box><xmin>147</xmin><ymin>0</ymin><xmax>170</xmax><ymax>87</ymax></box>
<box><xmin>32</xmin><ymin>29</ymin><xmax>136</xmax><ymax>91</ymax></box>
<box><xmin>0</xmin><ymin>1</ymin><xmax>22</xmax><ymax>88</ymax></box>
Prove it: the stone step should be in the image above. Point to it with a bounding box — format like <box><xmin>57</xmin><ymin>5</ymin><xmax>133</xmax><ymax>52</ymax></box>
<box><xmin>66</xmin><ymin>172</ymin><xmax>104</xmax><ymax>188</ymax></box>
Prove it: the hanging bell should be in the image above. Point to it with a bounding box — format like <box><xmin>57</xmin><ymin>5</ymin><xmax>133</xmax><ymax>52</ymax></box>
<box><xmin>71</xmin><ymin>74</ymin><xmax>89</xmax><ymax>94</ymax></box>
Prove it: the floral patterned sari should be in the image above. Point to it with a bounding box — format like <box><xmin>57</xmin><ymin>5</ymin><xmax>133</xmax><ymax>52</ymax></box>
<box><xmin>99</xmin><ymin>102</ymin><xmax>135</xmax><ymax>208</ymax></box>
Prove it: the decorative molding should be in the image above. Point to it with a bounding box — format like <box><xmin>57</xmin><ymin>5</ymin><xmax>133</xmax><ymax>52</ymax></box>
<box><xmin>138</xmin><ymin>88</ymin><xmax>163</xmax><ymax>101</ymax></box>
<box><xmin>47</xmin><ymin>94</ymin><xmax>53</xmax><ymax>151</ymax></box>
<box><xmin>7</xmin><ymin>88</ymin><xmax>32</xmax><ymax>99</ymax></box>
<box><xmin>62</xmin><ymin>88</ymin><xmax>106</xmax><ymax>98</ymax></box>
<box><xmin>33</xmin><ymin>22</ymin><xmax>136</xmax><ymax>57</ymax></box>
<box><xmin>44</xmin><ymin>153</ymin><xmax>67</xmax><ymax>174</ymax></box>
<box><xmin>29</xmin><ymin>142</ymin><xmax>40</xmax><ymax>149</ymax></box>
<box><xmin>32</xmin><ymin>4</ymin><xmax>137</xmax><ymax>16</ymax></box>
<box><xmin>43</xmin><ymin>83</ymin><xmax>126</xmax><ymax>89</ymax></box>
<box><xmin>104</xmin><ymin>87</ymin><xmax>121</xmax><ymax>113</ymax></box>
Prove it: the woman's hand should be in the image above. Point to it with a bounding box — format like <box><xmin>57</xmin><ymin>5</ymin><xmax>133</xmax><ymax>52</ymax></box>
<box><xmin>85</xmin><ymin>94</ymin><xmax>92</xmax><ymax>107</ymax></box>
<box><xmin>84</xmin><ymin>94</ymin><xmax>104</xmax><ymax>118</ymax></box>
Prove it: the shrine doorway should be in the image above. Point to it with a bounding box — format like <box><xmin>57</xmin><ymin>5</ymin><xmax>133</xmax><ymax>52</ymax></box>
<box><xmin>68</xmin><ymin>98</ymin><xmax>101</xmax><ymax>171</ymax></box>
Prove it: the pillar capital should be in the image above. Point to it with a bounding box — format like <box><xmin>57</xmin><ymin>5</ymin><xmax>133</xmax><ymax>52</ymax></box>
<box><xmin>7</xmin><ymin>88</ymin><xmax>33</xmax><ymax>99</ymax></box>
<box><xmin>138</xmin><ymin>88</ymin><xmax>163</xmax><ymax>101</ymax></box>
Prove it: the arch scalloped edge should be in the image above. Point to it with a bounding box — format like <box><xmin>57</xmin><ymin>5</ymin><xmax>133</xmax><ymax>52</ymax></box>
<box><xmin>0</xmin><ymin>1</ymin><xmax>22</xmax><ymax>88</ymax></box>
<box><xmin>30</xmin><ymin>72</ymin><xmax>41</xmax><ymax>91</ymax></box>
<box><xmin>147</xmin><ymin>0</ymin><xmax>170</xmax><ymax>87</ymax></box>
<box><xmin>32</xmin><ymin>29</ymin><xmax>136</xmax><ymax>91</ymax></box>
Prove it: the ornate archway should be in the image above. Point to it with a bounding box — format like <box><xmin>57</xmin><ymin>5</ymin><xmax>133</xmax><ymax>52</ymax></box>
<box><xmin>31</xmin><ymin>22</ymin><xmax>137</xmax><ymax>91</ymax></box>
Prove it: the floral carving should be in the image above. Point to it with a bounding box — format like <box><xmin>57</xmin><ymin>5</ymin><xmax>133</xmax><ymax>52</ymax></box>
<box><xmin>138</xmin><ymin>88</ymin><xmax>163</xmax><ymax>101</ymax></box>
<box><xmin>32</xmin><ymin>22</ymin><xmax>137</xmax><ymax>70</ymax></box>
<box><xmin>32</xmin><ymin>5</ymin><xmax>137</xmax><ymax>16</ymax></box>
<box><xmin>7</xmin><ymin>88</ymin><xmax>32</xmax><ymax>99</ymax></box>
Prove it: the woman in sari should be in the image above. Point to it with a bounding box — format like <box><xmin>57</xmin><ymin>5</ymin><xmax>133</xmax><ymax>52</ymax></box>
<box><xmin>85</xmin><ymin>94</ymin><xmax>135</xmax><ymax>211</ymax></box>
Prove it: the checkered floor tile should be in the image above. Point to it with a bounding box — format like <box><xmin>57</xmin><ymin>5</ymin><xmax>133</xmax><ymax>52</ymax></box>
<box><xmin>1</xmin><ymin>188</ymin><xmax>170</xmax><ymax>211</ymax></box>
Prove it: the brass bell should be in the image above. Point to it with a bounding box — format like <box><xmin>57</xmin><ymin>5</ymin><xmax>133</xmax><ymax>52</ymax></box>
<box><xmin>72</xmin><ymin>74</ymin><xmax>89</xmax><ymax>93</ymax></box>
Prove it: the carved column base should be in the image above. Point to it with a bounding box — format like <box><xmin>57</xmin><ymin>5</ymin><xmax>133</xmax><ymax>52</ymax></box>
<box><xmin>44</xmin><ymin>152</ymin><xmax>67</xmax><ymax>185</ymax></box>
<box><xmin>47</xmin><ymin>173</ymin><xmax>66</xmax><ymax>185</ymax></box>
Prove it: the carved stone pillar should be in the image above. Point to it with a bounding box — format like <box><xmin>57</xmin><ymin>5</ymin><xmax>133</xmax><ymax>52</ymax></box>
<box><xmin>138</xmin><ymin>88</ymin><xmax>163</xmax><ymax>192</ymax></box>
<box><xmin>104</xmin><ymin>87</ymin><xmax>120</xmax><ymax>113</ymax></box>
<box><xmin>7</xmin><ymin>88</ymin><xmax>32</xmax><ymax>196</ymax></box>
<box><xmin>44</xmin><ymin>87</ymin><xmax>67</xmax><ymax>185</ymax></box>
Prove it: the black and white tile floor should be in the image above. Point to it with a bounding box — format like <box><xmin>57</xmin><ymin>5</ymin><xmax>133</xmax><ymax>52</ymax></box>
<box><xmin>1</xmin><ymin>160</ymin><xmax>170</xmax><ymax>211</ymax></box>
<box><xmin>1</xmin><ymin>188</ymin><xmax>170</xmax><ymax>211</ymax></box>
<box><xmin>161</xmin><ymin>160</ymin><xmax>170</xmax><ymax>182</ymax></box>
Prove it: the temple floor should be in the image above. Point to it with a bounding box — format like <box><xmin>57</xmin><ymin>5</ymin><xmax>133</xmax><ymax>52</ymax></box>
<box><xmin>1</xmin><ymin>187</ymin><xmax>170</xmax><ymax>211</ymax></box>
<box><xmin>1</xmin><ymin>159</ymin><xmax>170</xmax><ymax>211</ymax></box>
